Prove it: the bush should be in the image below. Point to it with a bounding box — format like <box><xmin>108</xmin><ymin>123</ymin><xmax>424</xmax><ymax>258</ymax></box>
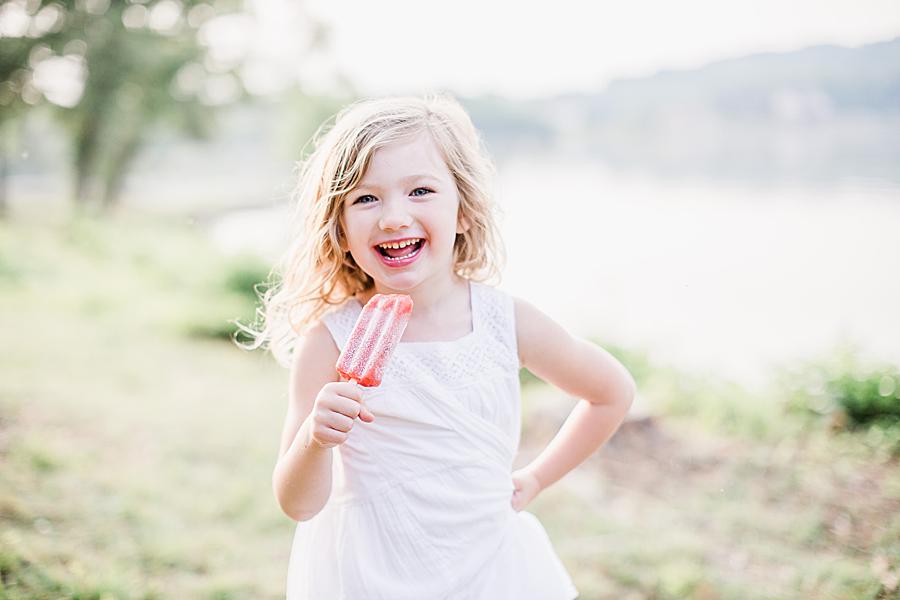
<box><xmin>828</xmin><ymin>369</ymin><xmax>900</xmax><ymax>425</ymax></box>
<box><xmin>779</xmin><ymin>345</ymin><xmax>900</xmax><ymax>452</ymax></box>
<box><xmin>221</xmin><ymin>254</ymin><xmax>272</xmax><ymax>303</ymax></box>
<box><xmin>179</xmin><ymin>254</ymin><xmax>272</xmax><ymax>343</ymax></box>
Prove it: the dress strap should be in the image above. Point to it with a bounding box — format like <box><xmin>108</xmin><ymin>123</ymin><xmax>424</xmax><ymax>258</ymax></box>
<box><xmin>321</xmin><ymin>300</ymin><xmax>361</xmax><ymax>352</ymax></box>
<box><xmin>471</xmin><ymin>282</ymin><xmax>519</xmax><ymax>368</ymax></box>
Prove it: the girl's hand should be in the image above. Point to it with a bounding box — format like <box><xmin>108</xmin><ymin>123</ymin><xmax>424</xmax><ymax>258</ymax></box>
<box><xmin>510</xmin><ymin>468</ymin><xmax>543</xmax><ymax>512</ymax></box>
<box><xmin>306</xmin><ymin>382</ymin><xmax>375</xmax><ymax>449</ymax></box>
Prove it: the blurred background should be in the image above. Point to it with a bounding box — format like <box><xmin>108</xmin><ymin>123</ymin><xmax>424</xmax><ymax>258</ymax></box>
<box><xmin>1</xmin><ymin>0</ymin><xmax>899</xmax><ymax>598</ymax></box>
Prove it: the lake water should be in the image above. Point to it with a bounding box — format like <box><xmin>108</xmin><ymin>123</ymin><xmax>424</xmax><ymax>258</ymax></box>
<box><xmin>207</xmin><ymin>155</ymin><xmax>900</xmax><ymax>392</ymax></box>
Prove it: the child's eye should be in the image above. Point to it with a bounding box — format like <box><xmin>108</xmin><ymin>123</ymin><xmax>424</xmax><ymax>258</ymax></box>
<box><xmin>351</xmin><ymin>189</ymin><xmax>430</xmax><ymax>204</ymax></box>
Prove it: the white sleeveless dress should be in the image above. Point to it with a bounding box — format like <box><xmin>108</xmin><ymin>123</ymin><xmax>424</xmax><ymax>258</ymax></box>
<box><xmin>285</xmin><ymin>281</ymin><xmax>579</xmax><ymax>600</ymax></box>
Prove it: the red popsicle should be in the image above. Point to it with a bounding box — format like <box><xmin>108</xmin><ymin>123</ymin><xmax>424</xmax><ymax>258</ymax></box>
<box><xmin>336</xmin><ymin>294</ymin><xmax>413</xmax><ymax>387</ymax></box>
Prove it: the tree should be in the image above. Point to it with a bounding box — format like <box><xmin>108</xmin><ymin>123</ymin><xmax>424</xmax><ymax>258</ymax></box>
<box><xmin>0</xmin><ymin>0</ymin><xmax>253</xmax><ymax>213</ymax></box>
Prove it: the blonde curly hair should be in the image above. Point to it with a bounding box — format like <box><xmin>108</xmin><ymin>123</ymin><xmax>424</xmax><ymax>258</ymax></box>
<box><xmin>237</xmin><ymin>93</ymin><xmax>505</xmax><ymax>368</ymax></box>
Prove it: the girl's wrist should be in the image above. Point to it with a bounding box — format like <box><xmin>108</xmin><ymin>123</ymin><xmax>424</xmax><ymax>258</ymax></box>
<box><xmin>524</xmin><ymin>465</ymin><xmax>545</xmax><ymax>492</ymax></box>
<box><xmin>298</xmin><ymin>418</ymin><xmax>327</xmax><ymax>452</ymax></box>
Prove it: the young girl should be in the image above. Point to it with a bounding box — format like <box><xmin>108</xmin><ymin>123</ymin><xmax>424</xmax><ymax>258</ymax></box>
<box><xmin>256</xmin><ymin>94</ymin><xmax>635</xmax><ymax>599</ymax></box>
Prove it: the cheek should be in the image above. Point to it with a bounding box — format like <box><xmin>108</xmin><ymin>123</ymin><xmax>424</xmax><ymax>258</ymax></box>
<box><xmin>341</xmin><ymin>213</ymin><xmax>365</xmax><ymax>245</ymax></box>
<box><xmin>346</xmin><ymin>238</ymin><xmax>370</xmax><ymax>261</ymax></box>
<box><xmin>442</xmin><ymin>206</ymin><xmax>465</xmax><ymax>243</ymax></box>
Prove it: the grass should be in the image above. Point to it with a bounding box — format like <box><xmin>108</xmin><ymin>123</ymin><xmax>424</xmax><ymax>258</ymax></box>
<box><xmin>2</xmin><ymin>213</ymin><xmax>898</xmax><ymax>599</ymax></box>
<box><xmin>1</xmin><ymin>215</ymin><xmax>287</xmax><ymax>598</ymax></box>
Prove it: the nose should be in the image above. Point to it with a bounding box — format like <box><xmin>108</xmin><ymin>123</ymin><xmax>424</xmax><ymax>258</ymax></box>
<box><xmin>378</xmin><ymin>197</ymin><xmax>413</xmax><ymax>231</ymax></box>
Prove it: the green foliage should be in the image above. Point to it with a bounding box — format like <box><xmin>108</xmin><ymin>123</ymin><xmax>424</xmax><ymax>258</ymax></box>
<box><xmin>180</xmin><ymin>253</ymin><xmax>270</xmax><ymax>343</ymax></box>
<box><xmin>828</xmin><ymin>369</ymin><xmax>900</xmax><ymax>425</ymax></box>
<box><xmin>669</xmin><ymin>376</ymin><xmax>786</xmax><ymax>440</ymax></box>
<box><xmin>221</xmin><ymin>254</ymin><xmax>271</xmax><ymax>304</ymax></box>
<box><xmin>778</xmin><ymin>344</ymin><xmax>900</xmax><ymax>454</ymax></box>
<box><xmin>0</xmin><ymin>547</ymin><xmax>159</xmax><ymax>600</ymax></box>
<box><xmin>0</xmin><ymin>551</ymin><xmax>67</xmax><ymax>600</ymax></box>
<box><xmin>599</xmin><ymin>340</ymin><xmax>792</xmax><ymax>441</ymax></box>
<box><xmin>0</xmin><ymin>250</ymin><xmax>23</xmax><ymax>283</ymax></box>
<box><xmin>1</xmin><ymin>216</ymin><xmax>293</xmax><ymax>597</ymax></box>
<box><xmin>519</xmin><ymin>368</ymin><xmax>541</xmax><ymax>388</ymax></box>
<box><xmin>22</xmin><ymin>445</ymin><xmax>61</xmax><ymax>474</ymax></box>
<box><xmin>0</xmin><ymin>0</ymin><xmax>269</xmax><ymax>210</ymax></box>
<box><xmin>181</xmin><ymin>300</ymin><xmax>257</xmax><ymax>342</ymax></box>
<box><xmin>655</xmin><ymin>559</ymin><xmax>708</xmax><ymax>599</ymax></box>
<box><xmin>279</xmin><ymin>90</ymin><xmax>356</xmax><ymax>161</ymax></box>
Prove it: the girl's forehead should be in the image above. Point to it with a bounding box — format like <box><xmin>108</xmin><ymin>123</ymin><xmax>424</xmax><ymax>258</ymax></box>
<box><xmin>357</xmin><ymin>132</ymin><xmax>451</xmax><ymax>186</ymax></box>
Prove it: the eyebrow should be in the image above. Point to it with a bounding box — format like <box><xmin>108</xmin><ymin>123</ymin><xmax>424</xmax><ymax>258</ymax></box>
<box><xmin>354</xmin><ymin>174</ymin><xmax>442</xmax><ymax>190</ymax></box>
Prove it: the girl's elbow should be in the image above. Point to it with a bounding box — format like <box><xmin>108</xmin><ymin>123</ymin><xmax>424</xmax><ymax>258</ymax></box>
<box><xmin>273</xmin><ymin>487</ymin><xmax>320</xmax><ymax>522</ymax></box>
<box><xmin>272</xmin><ymin>473</ymin><xmax>327</xmax><ymax>522</ymax></box>
<box><xmin>591</xmin><ymin>373</ymin><xmax>636</xmax><ymax>409</ymax></box>
<box><xmin>285</xmin><ymin>506</ymin><xmax>319</xmax><ymax>522</ymax></box>
<box><xmin>623</xmin><ymin>373</ymin><xmax>637</xmax><ymax>407</ymax></box>
<box><xmin>273</xmin><ymin>472</ymin><xmax>303</xmax><ymax>521</ymax></box>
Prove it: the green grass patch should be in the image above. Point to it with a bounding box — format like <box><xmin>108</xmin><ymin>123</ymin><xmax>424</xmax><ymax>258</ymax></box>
<box><xmin>3</xmin><ymin>214</ymin><xmax>898</xmax><ymax>599</ymax></box>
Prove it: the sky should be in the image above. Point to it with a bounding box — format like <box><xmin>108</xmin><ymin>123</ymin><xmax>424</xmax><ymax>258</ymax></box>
<box><xmin>243</xmin><ymin>0</ymin><xmax>900</xmax><ymax>99</ymax></box>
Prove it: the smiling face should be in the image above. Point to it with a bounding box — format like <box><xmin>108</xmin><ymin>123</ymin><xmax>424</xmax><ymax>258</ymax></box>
<box><xmin>340</xmin><ymin>131</ymin><xmax>466</xmax><ymax>295</ymax></box>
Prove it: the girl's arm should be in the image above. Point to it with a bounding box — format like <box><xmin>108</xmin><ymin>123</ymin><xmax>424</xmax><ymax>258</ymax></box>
<box><xmin>272</xmin><ymin>321</ymin><xmax>340</xmax><ymax>521</ymax></box>
<box><xmin>514</xmin><ymin>297</ymin><xmax>636</xmax><ymax>494</ymax></box>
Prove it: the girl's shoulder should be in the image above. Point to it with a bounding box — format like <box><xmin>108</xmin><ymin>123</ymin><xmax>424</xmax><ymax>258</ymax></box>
<box><xmin>469</xmin><ymin>281</ymin><xmax>518</xmax><ymax>353</ymax></box>
<box><xmin>471</xmin><ymin>280</ymin><xmax>514</xmax><ymax>317</ymax></box>
<box><xmin>318</xmin><ymin>296</ymin><xmax>363</xmax><ymax>350</ymax></box>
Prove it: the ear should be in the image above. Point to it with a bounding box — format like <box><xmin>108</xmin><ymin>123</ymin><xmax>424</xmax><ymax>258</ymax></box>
<box><xmin>336</xmin><ymin>220</ymin><xmax>349</xmax><ymax>252</ymax></box>
<box><xmin>456</xmin><ymin>214</ymin><xmax>471</xmax><ymax>235</ymax></box>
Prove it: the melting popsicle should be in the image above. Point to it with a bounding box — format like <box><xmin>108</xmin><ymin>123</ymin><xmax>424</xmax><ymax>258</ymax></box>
<box><xmin>336</xmin><ymin>294</ymin><xmax>413</xmax><ymax>387</ymax></box>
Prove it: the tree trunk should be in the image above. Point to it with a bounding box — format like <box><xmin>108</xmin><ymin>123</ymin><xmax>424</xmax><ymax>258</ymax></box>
<box><xmin>72</xmin><ymin>111</ymin><xmax>102</xmax><ymax>209</ymax></box>
<box><xmin>0</xmin><ymin>131</ymin><xmax>8</xmax><ymax>220</ymax></box>
<box><xmin>101</xmin><ymin>129</ymin><xmax>142</xmax><ymax>211</ymax></box>
<box><xmin>70</xmin><ymin>19</ymin><xmax>126</xmax><ymax>214</ymax></box>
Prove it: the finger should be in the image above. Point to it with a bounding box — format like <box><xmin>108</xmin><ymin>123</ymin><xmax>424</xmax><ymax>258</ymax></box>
<box><xmin>311</xmin><ymin>426</ymin><xmax>346</xmax><ymax>448</ymax></box>
<box><xmin>331</xmin><ymin>396</ymin><xmax>365</xmax><ymax>419</ymax></box>
<box><xmin>336</xmin><ymin>385</ymin><xmax>373</xmax><ymax>422</ymax></box>
<box><xmin>324</xmin><ymin>411</ymin><xmax>355</xmax><ymax>433</ymax></box>
<box><xmin>332</xmin><ymin>381</ymin><xmax>363</xmax><ymax>402</ymax></box>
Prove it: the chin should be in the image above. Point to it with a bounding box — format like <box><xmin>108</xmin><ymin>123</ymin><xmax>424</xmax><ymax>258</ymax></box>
<box><xmin>373</xmin><ymin>273</ymin><xmax>423</xmax><ymax>294</ymax></box>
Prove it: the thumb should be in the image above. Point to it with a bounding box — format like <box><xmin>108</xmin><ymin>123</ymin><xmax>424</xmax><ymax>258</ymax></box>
<box><xmin>358</xmin><ymin>402</ymin><xmax>375</xmax><ymax>423</ymax></box>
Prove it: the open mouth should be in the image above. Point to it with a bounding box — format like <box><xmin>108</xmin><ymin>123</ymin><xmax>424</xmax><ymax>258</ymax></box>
<box><xmin>375</xmin><ymin>238</ymin><xmax>425</xmax><ymax>263</ymax></box>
